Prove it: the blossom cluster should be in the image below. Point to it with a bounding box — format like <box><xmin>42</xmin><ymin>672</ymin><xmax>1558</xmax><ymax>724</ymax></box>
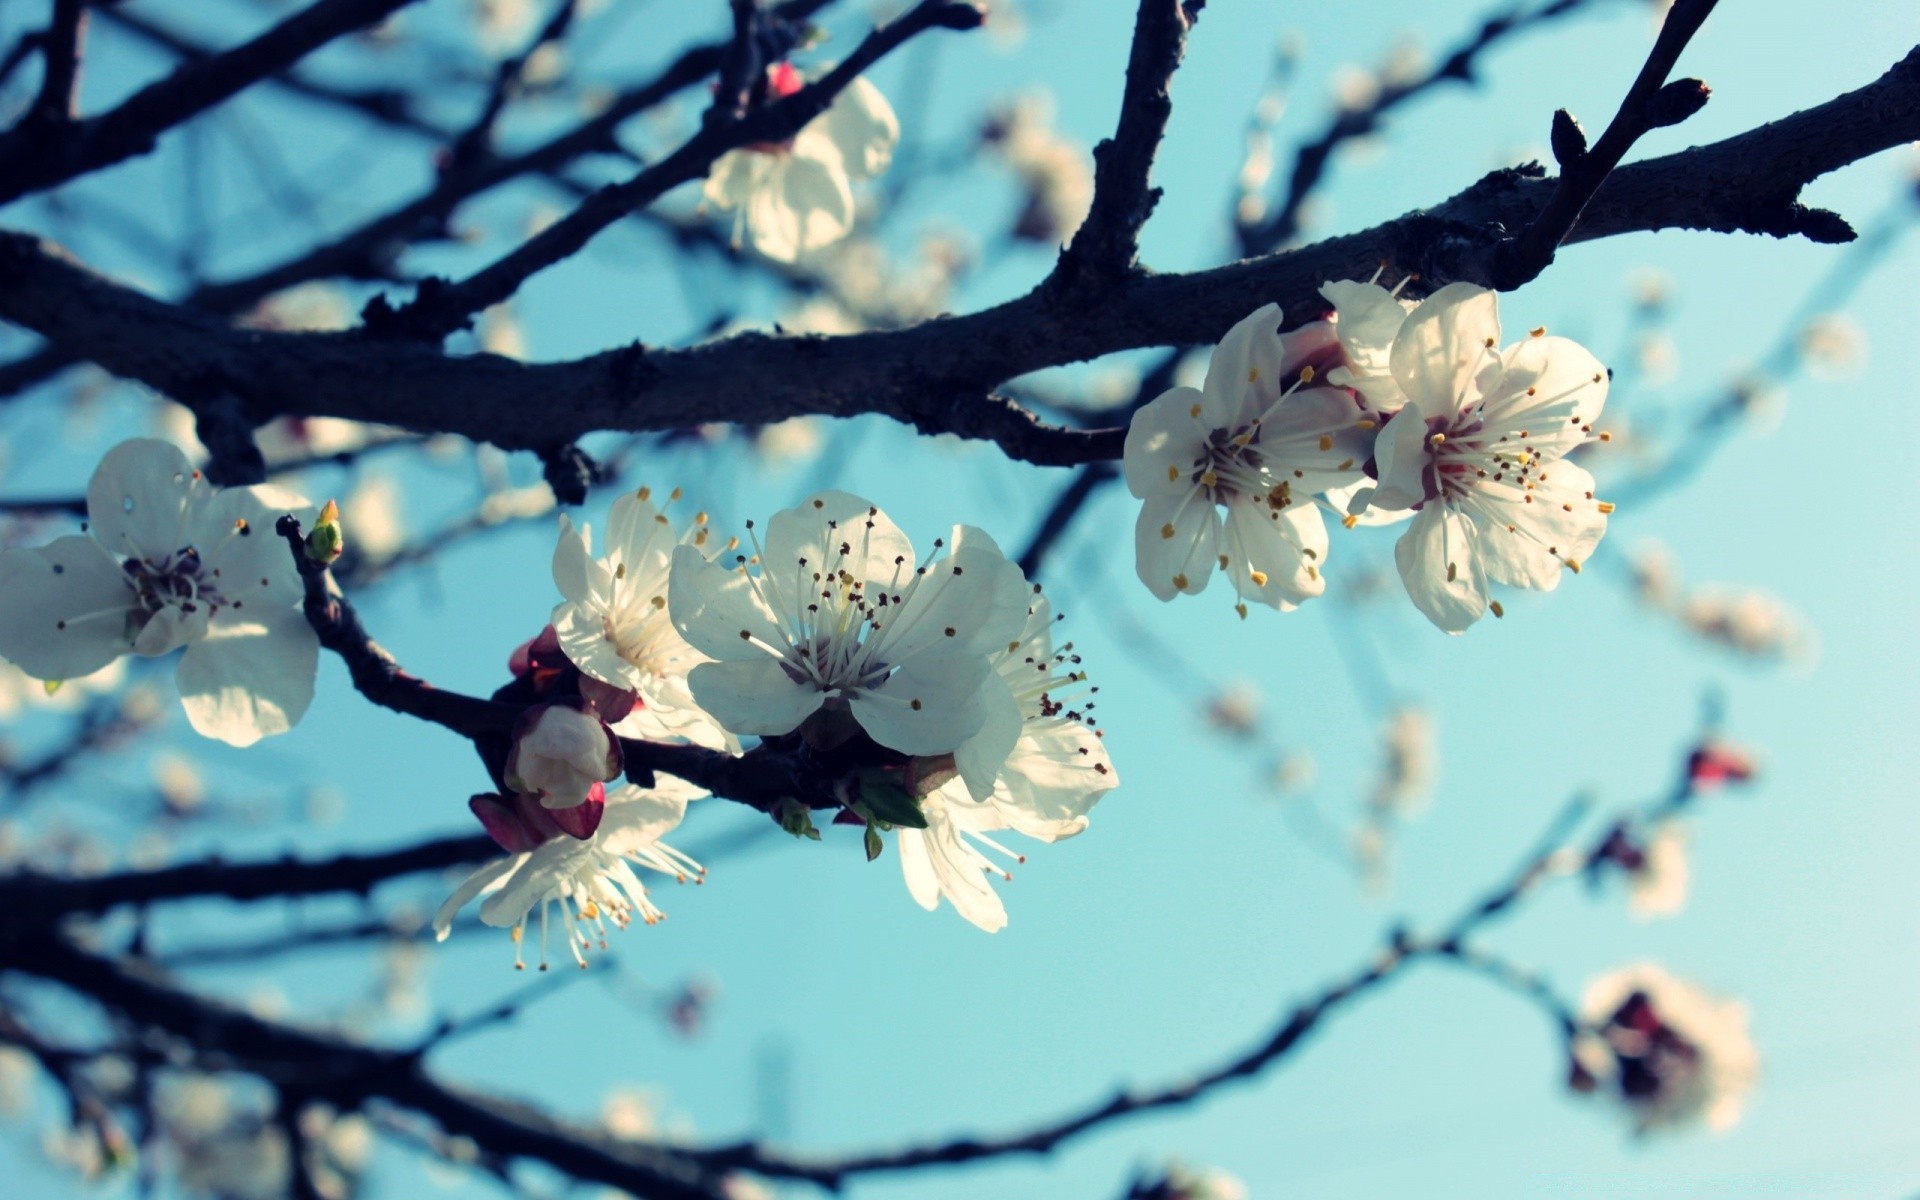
<box><xmin>1125</xmin><ymin>281</ymin><xmax>1614</xmax><ymax>633</ymax></box>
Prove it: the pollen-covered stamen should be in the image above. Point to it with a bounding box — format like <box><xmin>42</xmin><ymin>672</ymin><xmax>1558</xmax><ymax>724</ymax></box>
<box><xmin>121</xmin><ymin>546</ymin><xmax>229</xmax><ymax>624</ymax></box>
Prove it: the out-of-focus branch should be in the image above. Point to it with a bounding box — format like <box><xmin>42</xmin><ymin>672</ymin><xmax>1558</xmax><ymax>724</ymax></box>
<box><xmin>3</xmin><ymin>46</ymin><xmax>1911</xmax><ymax>463</ymax></box>
<box><xmin>28</xmin><ymin>0</ymin><xmax>89</xmax><ymax>126</ymax></box>
<box><xmin>445</xmin><ymin>0</ymin><xmax>587</xmax><ymax>174</ymax></box>
<box><xmin>0</xmin><ymin>0</ymin><xmax>424</xmax><ymax>204</ymax></box>
<box><xmin>1053</xmin><ymin>0</ymin><xmax>1199</xmax><ymax>282</ymax></box>
<box><xmin>1487</xmin><ymin>0</ymin><xmax>1719</xmax><ymax>287</ymax></box>
<box><xmin>1240</xmin><ymin>0</ymin><xmax>1604</xmax><ymax>254</ymax></box>
<box><xmin>372</xmin><ymin>0</ymin><xmax>986</xmax><ymax>340</ymax></box>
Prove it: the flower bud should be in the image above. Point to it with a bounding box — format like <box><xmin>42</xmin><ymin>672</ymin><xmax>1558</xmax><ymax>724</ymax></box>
<box><xmin>505</xmin><ymin>702</ymin><xmax>623</xmax><ymax>809</ymax></box>
<box><xmin>304</xmin><ymin>499</ymin><xmax>344</xmax><ymax>565</ymax></box>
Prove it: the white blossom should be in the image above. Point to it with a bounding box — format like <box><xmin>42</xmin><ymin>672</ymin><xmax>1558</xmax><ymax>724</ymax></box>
<box><xmin>899</xmin><ymin>590</ymin><xmax>1114</xmax><ymax>931</ymax></box>
<box><xmin>704</xmin><ymin>66</ymin><xmax>899</xmax><ymax>263</ymax></box>
<box><xmin>668</xmin><ymin>491</ymin><xmax>1029</xmax><ymax>793</ymax></box>
<box><xmin>435</xmin><ymin>779</ymin><xmax>705</xmax><ymax>969</ymax></box>
<box><xmin>0</xmin><ymin>440</ymin><xmax>317</xmax><ymax>746</ymax></box>
<box><xmin>1627</xmin><ymin>822</ymin><xmax>1689</xmax><ymax>919</ymax></box>
<box><xmin>1577</xmin><ymin>964</ymin><xmax>1757</xmax><ymax>1135</ymax></box>
<box><xmin>505</xmin><ymin>702</ymin><xmax>623</xmax><ymax>809</ymax></box>
<box><xmin>1124</xmin><ymin>303</ymin><xmax>1368</xmax><ymax>612</ymax></box>
<box><xmin>1353</xmin><ymin>283</ymin><xmax>1612</xmax><ymax>632</ymax></box>
<box><xmin>550</xmin><ymin>488</ymin><xmax>733</xmax><ymax>749</ymax></box>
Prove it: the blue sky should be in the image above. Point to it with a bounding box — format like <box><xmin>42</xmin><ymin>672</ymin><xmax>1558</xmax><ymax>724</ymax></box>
<box><xmin>0</xmin><ymin>0</ymin><xmax>1916</xmax><ymax>1197</ymax></box>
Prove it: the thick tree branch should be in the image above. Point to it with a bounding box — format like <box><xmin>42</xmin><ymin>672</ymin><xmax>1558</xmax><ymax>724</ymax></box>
<box><xmin>1054</xmin><ymin>0</ymin><xmax>1199</xmax><ymax>282</ymax></box>
<box><xmin>0</xmin><ymin>0</ymin><xmax>423</xmax><ymax>204</ymax></box>
<box><xmin>27</xmin><ymin>0</ymin><xmax>89</xmax><ymax>127</ymax></box>
<box><xmin>1</xmin><ymin>47</ymin><xmax>1913</xmax><ymax>465</ymax></box>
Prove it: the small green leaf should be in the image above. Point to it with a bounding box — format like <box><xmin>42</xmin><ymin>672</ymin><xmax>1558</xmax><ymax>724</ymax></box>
<box><xmin>857</xmin><ymin>776</ymin><xmax>928</xmax><ymax>829</ymax></box>
<box><xmin>864</xmin><ymin>823</ymin><xmax>884</xmax><ymax>862</ymax></box>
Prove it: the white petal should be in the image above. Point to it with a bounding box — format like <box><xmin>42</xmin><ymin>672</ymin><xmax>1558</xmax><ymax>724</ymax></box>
<box><xmin>434</xmin><ymin>856</ymin><xmax>519</xmax><ymax>939</ymax></box>
<box><xmin>667</xmin><ymin>544</ymin><xmax>786</xmax><ymax>661</ymax></box>
<box><xmin>1322</xmin><ymin>279</ymin><xmax>1407</xmax><ymax>378</ymax></box>
<box><xmin>0</xmin><ymin>537</ymin><xmax>135</xmax><ymax>679</ymax></box>
<box><xmin>764</xmin><ymin>490</ymin><xmax>915</xmax><ymax>602</ymax></box>
<box><xmin>851</xmin><ymin>651</ymin><xmax>990</xmax><ymax>755</ymax></box>
<box><xmin>882</xmin><ymin>525</ymin><xmax>1026</xmax><ymax>663</ymax></box>
<box><xmin>1368</xmin><ymin>404</ymin><xmax>1432</xmax><ymax>512</ymax></box>
<box><xmin>551</xmin><ymin>513</ymin><xmax>597</xmax><ymax>604</ymax></box>
<box><xmin>1223</xmin><ymin>495</ymin><xmax>1326</xmax><ymax>608</ymax></box>
<box><xmin>703</xmin><ymin>149</ymin><xmax>764</xmax><ymax>209</ymax></box>
<box><xmin>85</xmin><ymin>439</ymin><xmax>204</xmax><ymax>561</ymax></box>
<box><xmin>1463</xmin><ymin>462</ymin><xmax>1607</xmax><ymax>590</ymax></box>
<box><xmin>1202</xmin><ymin>303</ymin><xmax>1290</xmax><ymax>427</ymax></box>
<box><xmin>479</xmin><ymin>839</ymin><xmax>585</xmax><ymax>928</ymax></box>
<box><xmin>1481</xmin><ymin>334</ymin><xmax>1609</xmax><ymax>459</ymax></box>
<box><xmin>748</xmin><ymin>151</ymin><xmax>854</xmax><ymax>261</ymax></box>
<box><xmin>1389</xmin><ymin>283</ymin><xmax>1501</xmax><ymax>419</ymax></box>
<box><xmin>1123</xmin><ymin>386</ymin><xmax>1208</xmax><ymax>499</ymax></box>
<box><xmin>994</xmin><ymin>721</ymin><xmax>1114</xmax><ymax>841</ymax></box>
<box><xmin>174</xmin><ymin>607</ymin><xmax>319</xmax><ymax>746</ymax></box>
<box><xmin>1394</xmin><ymin>505</ymin><xmax>1488</xmax><ymax>634</ymax></box>
<box><xmin>954</xmin><ymin>670</ymin><xmax>1022</xmax><ymax>800</ymax></box>
<box><xmin>819</xmin><ymin>76</ymin><xmax>899</xmax><ymax>180</ymax></box>
<box><xmin>686</xmin><ymin>657</ymin><xmax>824</xmax><ymax>737</ymax></box>
<box><xmin>896</xmin><ymin>827</ymin><xmax>942</xmax><ymax>911</ymax></box>
<box><xmin>197</xmin><ymin>486</ymin><xmax>309</xmax><ymax>610</ymax></box>
<box><xmin>596</xmin><ymin>779</ymin><xmax>700</xmax><ymax>854</ymax></box>
<box><xmin>1133</xmin><ymin>492</ymin><xmax>1220</xmax><ymax>600</ymax></box>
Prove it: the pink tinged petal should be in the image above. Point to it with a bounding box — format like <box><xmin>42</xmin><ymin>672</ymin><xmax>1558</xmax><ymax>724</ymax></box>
<box><xmin>1389</xmin><ymin>282</ymin><xmax>1501</xmax><ymax>418</ymax></box>
<box><xmin>1253</xmin><ymin>385</ymin><xmax>1369</xmax><ymax>493</ymax></box>
<box><xmin>851</xmin><ymin>651</ymin><xmax>992</xmax><ymax>755</ymax></box>
<box><xmin>1202</xmin><ymin>303</ymin><xmax>1290</xmax><ymax>427</ymax></box>
<box><xmin>1278</xmin><ymin>318</ymin><xmax>1347</xmax><ymax>378</ymax></box>
<box><xmin>1133</xmin><ymin>492</ymin><xmax>1220</xmax><ymax>600</ymax></box>
<box><xmin>954</xmin><ymin>670</ymin><xmax>1022</xmax><ymax>800</ymax></box>
<box><xmin>1366</xmin><ymin>405</ymin><xmax>1431</xmax><ymax>513</ymax></box>
<box><xmin>174</xmin><ymin>607</ymin><xmax>318</xmax><ymax>745</ymax></box>
<box><xmin>995</xmin><ymin>721</ymin><xmax>1115</xmax><ymax>841</ymax></box>
<box><xmin>1482</xmin><ymin>334</ymin><xmax>1610</xmax><ymax>458</ymax></box>
<box><xmin>85</xmin><ymin>438</ymin><xmax>203</xmax><ymax>560</ymax></box>
<box><xmin>819</xmin><ymin>75</ymin><xmax>899</xmax><ymax>180</ymax></box>
<box><xmin>434</xmin><ymin>856</ymin><xmax>519</xmax><ymax>940</ymax></box>
<box><xmin>686</xmin><ymin>657</ymin><xmax>825</xmax><ymax>737</ymax></box>
<box><xmin>1394</xmin><ymin>505</ymin><xmax>1488</xmax><ymax>634</ymax></box>
<box><xmin>749</xmin><ymin>151</ymin><xmax>854</xmax><ymax>262</ymax></box>
<box><xmin>667</xmin><ymin>544</ymin><xmax>786</xmax><ymax>661</ymax></box>
<box><xmin>471</xmin><ymin>794</ymin><xmax>542</xmax><ymax>854</ymax></box>
<box><xmin>1224</xmin><ymin>496</ymin><xmax>1325</xmax><ymax>608</ymax></box>
<box><xmin>547</xmin><ymin>782</ymin><xmax>607</xmax><ymax>840</ymax></box>
<box><xmin>0</xmin><ymin>537</ymin><xmax>135</xmax><ymax>679</ymax></box>
<box><xmin>1123</xmin><ymin>387</ymin><xmax>1210</xmax><ymax>499</ymax></box>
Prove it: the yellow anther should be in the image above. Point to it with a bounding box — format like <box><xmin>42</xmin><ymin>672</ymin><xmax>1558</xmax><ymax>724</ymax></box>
<box><xmin>1235</xmin><ymin>603</ymin><xmax>1249</xmax><ymax>620</ymax></box>
<box><xmin>1490</xmin><ymin>600</ymin><xmax>1505</xmax><ymax>618</ymax></box>
<box><xmin>1598</xmin><ymin>431</ymin><xmax>1613</xmax><ymax>442</ymax></box>
<box><xmin>1168</xmin><ymin>464</ymin><xmax>1180</xmax><ymax>482</ymax></box>
<box><xmin>1248</xmin><ymin>367</ymin><xmax>1259</xmax><ymax>383</ymax></box>
<box><xmin>1565</xmin><ymin>558</ymin><xmax>1582</xmax><ymax>574</ymax></box>
<box><xmin>1447</xmin><ymin>561</ymin><xmax>1457</xmax><ymax>583</ymax></box>
<box><xmin>1190</xmin><ymin>402</ymin><xmax>1203</xmax><ymax>419</ymax></box>
<box><xmin>670</xmin><ymin>487</ymin><xmax>683</xmax><ymax>501</ymax></box>
<box><xmin>1200</xmin><ymin>469</ymin><xmax>1219</xmax><ymax>488</ymax></box>
<box><xmin>1342</xmin><ymin>514</ymin><xmax>1358</xmax><ymax>529</ymax></box>
<box><xmin>1161</xmin><ymin>523</ymin><xmax>1176</xmax><ymax>539</ymax></box>
<box><xmin>637</xmin><ymin>486</ymin><xmax>652</xmax><ymax>501</ymax></box>
<box><xmin>1356</xmin><ymin>419</ymin><xmax>1377</xmax><ymax>430</ymax></box>
<box><xmin>1530</xmin><ymin>326</ymin><xmax>1546</xmax><ymax>338</ymax></box>
<box><xmin>1597</xmin><ymin>501</ymin><xmax>1616</xmax><ymax>514</ymax></box>
<box><xmin>1484</xmin><ymin>337</ymin><xmax>1496</xmax><ymax>348</ymax></box>
<box><xmin>1318</xmin><ymin>435</ymin><xmax>1333</xmax><ymax>452</ymax></box>
<box><xmin>1173</xmin><ymin>573</ymin><xmax>1190</xmax><ymax>590</ymax></box>
<box><xmin>1298</xmin><ymin>365</ymin><xmax>1316</xmax><ymax>383</ymax></box>
<box><xmin>1250</xmin><ymin>570</ymin><xmax>1268</xmax><ymax>587</ymax></box>
<box><xmin>1429</xmin><ymin>432</ymin><xmax>1447</xmax><ymax>446</ymax></box>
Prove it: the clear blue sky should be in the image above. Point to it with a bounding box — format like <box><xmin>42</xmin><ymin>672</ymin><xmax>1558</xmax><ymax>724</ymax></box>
<box><xmin>1</xmin><ymin>1</ymin><xmax>1915</xmax><ymax>1197</ymax></box>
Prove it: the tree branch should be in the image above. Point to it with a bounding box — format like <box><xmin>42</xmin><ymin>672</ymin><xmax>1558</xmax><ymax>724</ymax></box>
<box><xmin>1</xmin><ymin>47</ymin><xmax>1912</xmax><ymax>464</ymax></box>
<box><xmin>27</xmin><ymin>0</ymin><xmax>88</xmax><ymax>127</ymax></box>
<box><xmin>0</xmin><ymin>0</ymin><xmax>423</xmax><ymax>204</ymax></box>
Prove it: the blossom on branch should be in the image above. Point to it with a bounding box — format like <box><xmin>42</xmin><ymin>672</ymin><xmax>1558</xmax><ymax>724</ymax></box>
<box><xmin>436</xmin><ymin>779</ymin><xmax>705</xmax><ymax>969</ymax></box>
<box><xmin>1573</xmin><ymin>964</ymin><xmax>1757</xmax><ymax>1135</ymax></box>
<box><xmin>0</xmin><ymin>440</ymin><xmax>317</xmax><ymax>746</ymax></box>
<box><xmin>668</xmin><ymin>491</ymin><xmax>1029</xmax><ymax>792</ymax></box>
<box><xmin>550</xmin><ymin>488</ymin><xmax>733</xmax><ymax>750</ymax></box>
<box><xmin>505</xmin><ymin>701</ymin><xmax>623</xmax><ymax>809</ymax></box>
<box><xmin>704</xmin><ymin>66</ymin><xmax>900</xmax><ymax>263</ymax></box>
<box><xmin>1350</xmin><ymin>284</ymin><xmax>1613</xmax><ymax>633</ymax></box>
<box><xmin>898</xmin><ymin>588</ymin><xmax>1114</xmax><ymax>931</ymax></box>
<box><xmin>1124</xmin><ymin>303</ymin><xmax>1368</xmax><ymax>614</ymax></box>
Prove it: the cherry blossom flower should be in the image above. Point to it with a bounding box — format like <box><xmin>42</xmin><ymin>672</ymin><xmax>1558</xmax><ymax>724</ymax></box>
<box><xmin>667</xmin><ymin>491</ymin><xmax>1029</xmax><ymax>784</ymax></box>
<box><xmin>0</xmin><ymin>440</ymin><xmax>316</xmax><ymax>746</ymax></box>
<box><xmin>1321</xmin><ymin>277</ymin><xmax>1416</xmax><ymax>414</ymax></box>
<box><xmin>704</xmin><ymin>66</ymin><xmax>899</xmax><ymax>263</ymax></box>
<box><xmin>435</xmin><ymin>779</ymin><xmax>705</xmax><ymax>969</ymax></box>
<box><xmin>505</xmin><ymin>702</ymin><xmax>623</xmax><ymax>809</ymax></box>
<box><xmin>1354</xmin><ymin>283</ymin><xmax>1612</xmax><ymax>632</ymax></box>
<box><xmin>550</xmin><ymin>487</ymin><xmax>733</xmax><ymax>749</ymax></box>
<box><xmin>899</xmin><ymin>589</ymin><xmax>1115</xmax><ymax>931</ymax></box>
<box><xmin>1574</xmin><ymin>964</ymin><xmax>1758</xmax><ymax>1135</ymax></box>
<box><xmin>1124</xmin><ymin>303</ymin><xmax>1368</xmax><ymax>613</ymax></box>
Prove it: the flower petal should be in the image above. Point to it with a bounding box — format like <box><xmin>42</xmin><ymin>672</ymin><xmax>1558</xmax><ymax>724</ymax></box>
<box><xmin>174</xmin><ymin>606</ymin><xmax>319</xmax><ymax>745</ymax></box>
<box><xmin>685</xmin><ymin>657</ymin><xmax>824</xmax><ymax>738</ymax></box>
<box><xmin>0</xmin><ymin>536</ymin><xmax>134</xmax><ymax>680</ymax></box>
<box><xmin>1223</xmin><ymin>495</ymin><xmax>1326</xmax><ymax>608</ymax></box>
<box><xmin>1394</xmin><ymin>504</ymin><xmax>1488</xmax><ymax>634</ymax></box>
<box><xmin>954</xmin><ymin>669</ymin><xmax>1022</xmax><ymax>800</ymax></box>
<box><xmin>434</xmin><ymin>856</ymin><xmax>519</xmax><ymax>939</ymax></box>
<box><xmin>667</xmin><ymin>544</ymin><xmax>786</xmax><ymax>661</ymax></box>
<box><xmin>1133</xmin><ymin>492</ymin><xmax>1220</xmax><ymax>600</ymax></box>
<box><xmin>1368</xmin><ymin>404</ymin><xmax>1433</xmax><ymax>512</ymax></box>
<box><xmin>1203</xmin><ymin>303</ymin><xmax>1290</xmax><ymax>427</ymax></box>
<box><xmin>1123</xmin><ymin>386</ymin><xmax>1207</xmax><ymax>499</ymax></box>
<box><xmin>1389</xmin><ymin>283</ymin><xmax>1501</xmax><ymax>418</ymax></box>
<box><xmin>748</xmin><ymin>152</ymin><xmax>853</xmax><ymax>262</ymax></box>
<box><xmin>851</xmin><ymin>651</ymin><xmax>990</xmax><ymax>755</ymax></box>
<box><xmin>820</xmin><ymin>75</ymin><xmax>899</xmax><ymax>180</ymax></box>
<box><xmin>994</xmin><ymin>720</ymin><xmax>1115</xmax><ymax>841</ymax></box>
<box><xmin>85</xmin><ymin>439</ymin><xmax>204</xmax><ymax>561</ymax></box>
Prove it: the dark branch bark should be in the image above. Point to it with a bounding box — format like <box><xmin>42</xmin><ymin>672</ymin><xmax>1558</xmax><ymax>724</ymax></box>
<box><xmin>1</xmin><ymin>46</ymin><xmax>1913</xmax><ymax>465</ymax></box>
<box><xmin>1054</xmin><ymin>0</ymin><xmax>1198</xmax><ymax>283</ymax></box>
<box><xmin>27</xmin><ymin>0</ymin><xmax>88</xmax><ymax>126</ymax></box>
<box><xmin>0</xmin><ymin>0</ymin><xmax>423</xmax><ymax>204</ymax></box>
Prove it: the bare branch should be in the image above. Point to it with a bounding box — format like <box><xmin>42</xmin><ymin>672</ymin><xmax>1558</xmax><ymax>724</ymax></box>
<box><xmin>27</xmin><ymin>0</ymin><xmax>89</xmax><ymax>126</ymax></box>
<box><xmin>1054</xmin><ymin>0</ymin><xmax>1200</xmax><ymax>282</ymax></box>
<box><xmin>0</xmin><ymin>0</ymin><xmax>424</xmax><ymax>203</ymax></box>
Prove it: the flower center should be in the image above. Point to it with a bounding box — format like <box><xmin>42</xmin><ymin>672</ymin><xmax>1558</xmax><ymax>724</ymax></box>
<box><xmin>1190</xmin><ymin>424</ymin><xmax>1267</xmax><ymax>503</ymax></box>
<box><xmin>122</xmin><ymin>547</ymin><xmax>227</xmax><ymax>623</ymax></box>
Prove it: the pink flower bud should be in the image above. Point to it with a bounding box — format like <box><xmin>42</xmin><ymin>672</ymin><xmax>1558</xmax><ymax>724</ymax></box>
<box><xmin>505</xmin><ymin>702</ymin><xmax>623</xmax><ymax>809</ymax></box>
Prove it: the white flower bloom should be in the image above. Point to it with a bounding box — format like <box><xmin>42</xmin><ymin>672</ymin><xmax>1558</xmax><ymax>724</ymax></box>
<box><xmin>1356</xmin><ymin>283</ymin><xmax>1612</xmax><ymax>633</ymax></box>
<box><xmin>1627</xmin><ymin>822</ymin><xmax>1689</xmax><ymax>919</ymax></box>
<box><xmin>435</xmin><ymin>779</ymin><xmax>704</xmax><ymax>969</ymax></box>
<box><xmin>900</xmin><ymin>590</ymin><xmax>1114</xmax><ymax>931</ymax></box>
<box><xmin>1124</xmin><ymin>303</ymin><xmax>1368</xmax><ymax>612</ymax></box>
<box><xmin>551</xmin><ymin>488</ymin><xmax>733</xmax><ymax>750</ymax></box>
<box><xmin>505</xmin><ymin>702</ymin><xmax>623</xmax><ymax>809</ymax></box>
<box><xmin>668</xmin><ymin>491</ymin><xmax>1029</xmax><ymax>790</ymax></box>
<box><xmin>0</xmin><ymin>440</ymin><xmax>317</xmax><ymax>746</ymax></box>
<box><xmin>704</xmin><ymin>67</ymin><xmax>899</xmax><ymax>263</ymax></box>
<box><xmin>1320</xmin><ymin>278</ymin><xmax>1415</xmax><ymax>413</ymax></box>
<box><xmin>1578</xmin><ymin>964</ymin><xmax>1758</xmax><ymax>1135</ymax></box>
